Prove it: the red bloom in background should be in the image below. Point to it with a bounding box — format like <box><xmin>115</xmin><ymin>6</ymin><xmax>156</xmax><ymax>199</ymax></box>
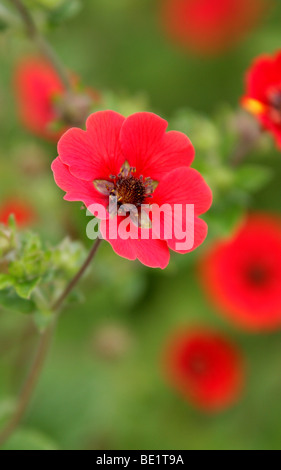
<box><xmin>241</xmin><ymin>51</ymin><xmax>281</xmax><ymax>149</ymax></box>
<box><xmin>199</xmin><ymin>214</ymin><xmax>281</xmax><ymax>331</ymax></box>
<box><xmin>0</xmin><ymin>198</ymin><xmax>36</xmax><ymax>227</ymax></box>
<box><xmin>160</xmin><ymin>0</ymin><xmax>269</xmax><ymax>55</ymax></box>
<box><xmin>14</xmin><ymin>57</ymin><xmax>98</xmax><ymax>142</ymax></box>
<box><xmin>163</xmin><ymin>328</ymin><xmax>244</xmax><ymax>412</ymax></box>
<box><xmin>52</xmin><ymin>110</ymin><xmax>212</xmax><ymax>269</ymax></box>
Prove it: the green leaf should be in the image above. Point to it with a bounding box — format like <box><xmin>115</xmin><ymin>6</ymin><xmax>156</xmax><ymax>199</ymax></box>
<box><xmin>14</xmin><ymin>278</ymin><xmax>41</xmax><ymax>300</ymax></box>
<box><xmin>51</xmin><ymin>238</ymin><xmax>86</xmax><ymax>274</ymax></box>
<box><xmin>0</xmin><ymin>274</ymin><xmax>14</xmax><ymax>290</ymax></box>
<box><xmin>0</xmin><ymin>289</ymin><xmax>36</xmax><ymax>314</ymax></box>
<box><xmin>234</xmin><ymin>165</ymin><xmax>273</xmax><ymax>193</ymax></box>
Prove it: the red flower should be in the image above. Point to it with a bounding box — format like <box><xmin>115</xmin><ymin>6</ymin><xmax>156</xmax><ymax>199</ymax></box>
<box><xmin>199</xmin><ymin>214</ymin><xmax>281</xmax><ymax>331</ymax></box>
<box><xmin>14</xmin><ymin>56</ymin><xmax>98</xmax><ymax>142</ymax></box>
<box><xmin>0</xmin><ymin>198</ymin><xmax>36</xmax><ymax>227</ymax></box>
<box><xmin>241</xmin><ymin>50</ymin><xmax>281</xmax><ymax>149</ymax></box>
<box><xmin>160</xmin><ymin>0</ymin><xmax>268</xmax><ymax>55</ymax></box>
<box><xmin>163</xmin><ymin>328</ymin><xmax>244</xmax><ymax>412</ymax></box>
<box><xmin>52</xmin><ymin>110</ymin><xmax>212</xmax><ymax>269</ymax></box>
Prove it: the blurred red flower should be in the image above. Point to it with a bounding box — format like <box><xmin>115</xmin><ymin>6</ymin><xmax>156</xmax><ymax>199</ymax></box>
<box><xmin>163</xmin><ymin>328</ymin><xmax>244</xmax><ymax>412</ymax></box>
<box><xmin>199</xmin><ymin>214</ymin><xmax>281</xmax><ymax>331</ymax></box>
<box><xmin>241</xmin><ymin>50</ymin><xmax>281</xmax><ymax>150</ymax></box>
<box><xmin>0</xmin><ymin>198</ymin><xmax>36</xmax><ymax>227</ymax></box>
<box><xmin>52</xmin><ymin>110</ymin><xmax>212</xmax><ymax>269</ymax></box>
<box><xmin>14</xmin><ymin>56</ymin><xmax>98</xmax><ymax>142</ymax></box>
<box><xmin>160</xmin><ymin>0</ymin><xmax>269</xmax><ymax>55</ymax></box>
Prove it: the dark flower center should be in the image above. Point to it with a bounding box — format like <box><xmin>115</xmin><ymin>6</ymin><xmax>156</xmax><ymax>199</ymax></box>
<box><xmin>247</xmin><ymin>265</ymin><xmax>269</xmax><ymax>286</ymax></box>
<box><xmin>93</xmin><ymin>161</ymin><xmax>158</xmax><ymax>227</ymax></box>
<box><xmin>115</xmin><ymin>176</ymin><xmax>146</xmax><ymax>206</ymax></box>
<box><xmin>188</xmin><ymin>355</ymin><xmax>208</xmax><ymax>377</ymax></box>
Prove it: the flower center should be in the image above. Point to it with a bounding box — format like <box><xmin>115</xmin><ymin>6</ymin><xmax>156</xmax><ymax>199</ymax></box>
<box><xmin>115</xmin><ymin>176</ymin><xmax>146</xmax><ymax>206</ymax></box>
<box><xmin>188</xmin><ymin>355</ymin><xmax>208</xmax><ymax>377</ymax></box>
<box><xmin>247</xmin><ymin>265</ymin><xmax>268</xmax><ymax>286</ymax></box>
<box><xmin>93</xmin><ymin>161</ymin><xmax>158</xmax><ymax>227</ymax></box>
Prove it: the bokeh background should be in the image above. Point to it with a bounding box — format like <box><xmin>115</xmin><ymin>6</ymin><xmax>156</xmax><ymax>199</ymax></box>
<box><xmin>0</xmin><ymin>0</ymin><xmax>281</xmax><ymax>450</ymax></box>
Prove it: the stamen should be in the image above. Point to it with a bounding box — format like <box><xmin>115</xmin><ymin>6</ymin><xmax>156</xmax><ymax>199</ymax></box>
<box><xmin>94</xmin><ymin>161</ymin><xmax>159</xmax><ymax>222</ymax></box>
<box><xmin>120</xmin><ymin>160</ymin><xmax>131</xmax><ymax>178</ymax></box>
<box><xmin>93</xmin><ymin>180</ymin><xmax>115</xmax><ymax>195</ymax></box>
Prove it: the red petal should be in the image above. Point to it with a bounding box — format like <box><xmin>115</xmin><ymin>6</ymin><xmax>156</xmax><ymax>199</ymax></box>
<box><xmin>148</xmin><ymin>168</ymin><xmax>211</xmax><ymax>253</ymax></box>
<box><xmin>100</xmin><ymin>218</ymin><xmax>170</xmax><ymax>269</ymax></box>
<box><xmin>152</xmin><ymin>167</ymin><xmax>212</xmax><ymax>216</ymax></box>
<box><xmin>51</xmin><ymin>157</ymin><xmax>107</xmax><ymax>208</ymax></box>
<box><xmin>14</xmin><ymin>56</ymin><xmax>64</xmax><ymax>142</ymax></box>
<box><xmin>259</xmin><ymin>114</ymin><xmax>281</xmax><ymax>150</ymax></box>
<box><xmin>169</xmin><ymin>217</ymin><xmax>208</xmax><ymax>254</ymax></box>
<box><xmin>120</xmin><ymin>112</ymin><xmax>194</xmax><ymax>180</ymax></box>
<box><xmin>58</xmin><ymin>110</ymin><xmax>125</xmax><ymax>182</ymax></box>
<box><xmin>244</xmin><ymin>55</ymin><xmax>279</xmax><ymax>103</ymax></box>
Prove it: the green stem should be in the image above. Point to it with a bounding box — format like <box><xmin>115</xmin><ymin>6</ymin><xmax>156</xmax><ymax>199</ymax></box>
<box><xmin>0</xmin><ymin>238</ymin><xmax>102</xmax><ymax>448</ymax></box>
<box><xmin>9</xmin><ymin>0</ymin><xmax>72</xmax><ymax>92</ymax></box>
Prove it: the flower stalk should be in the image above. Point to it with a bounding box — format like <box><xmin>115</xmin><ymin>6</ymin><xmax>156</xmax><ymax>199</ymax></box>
<box><xmin>9</xmin><ymin>0</ymin><xmax>72</xmax><ymax>92</ymax></box>
<box><xmin>0</xmin><ymin>238</ymin><xmax>102</xmax><ymax>448</ymax></box>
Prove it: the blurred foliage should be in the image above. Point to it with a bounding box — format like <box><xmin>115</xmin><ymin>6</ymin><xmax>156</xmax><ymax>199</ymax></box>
<box><xmin>0</xmin><ymin>0</ymin><xmax>281</xmax><ymax>451</ymax></box>
<box><xmin>0</xmin><ymin>217</ymin><xmax>87</xmax><ymax>329</ymax></box>
<box><xmin>170</xmin><ymin>107</ymin><xmax>274</xmax><ymax>237</ymax></box>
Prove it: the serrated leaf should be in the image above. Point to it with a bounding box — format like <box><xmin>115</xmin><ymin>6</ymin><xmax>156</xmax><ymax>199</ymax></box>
<box><xmin>14</xmin><ymin>278</ymin><xmax>41</xmax><ymax>300</ymax></box>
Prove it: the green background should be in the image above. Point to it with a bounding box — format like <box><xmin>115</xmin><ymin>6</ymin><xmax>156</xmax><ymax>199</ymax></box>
<box><xmin>0</xmin><ymin>0</ymin><xmax>281</xmax><ymax>450</ymax></box>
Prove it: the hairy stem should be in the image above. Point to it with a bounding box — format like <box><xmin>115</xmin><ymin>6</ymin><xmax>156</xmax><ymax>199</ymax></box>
<box><xmin>0</xmin><ymin>238</ymin><xmax>102</xmax><ymax>447</ymax></box>
<box><xmin>52</xmin><ymin>239</ymin><xmax>102</xmax><ymax>312</ymax></box>
<box><xmin>9</xmin><ymin>0</ymin><xmax>72</xmax><ymax>92</ymax></box>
